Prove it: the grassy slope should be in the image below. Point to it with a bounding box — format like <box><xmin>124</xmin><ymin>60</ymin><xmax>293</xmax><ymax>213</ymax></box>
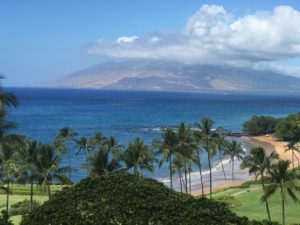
<box><xmin>0</xmin><ymin>184</ymin><xmax>63</xmax><ymax>225</ymax></box>
<box><xmin>214</xmin><ymin>185</ymin><xmax>300</xmax><ymax>224</ymax></box>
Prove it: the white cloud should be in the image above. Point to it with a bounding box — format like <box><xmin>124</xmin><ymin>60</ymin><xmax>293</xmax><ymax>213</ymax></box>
<box><xmin>87</xmin><ymin>4</ymin><xmax>300</xmax><ymax>73</ymax></box>
<box><xmin>117</xmin><ymin>36</ymin><xmax>139</xmax><ymax>43</ymax></box>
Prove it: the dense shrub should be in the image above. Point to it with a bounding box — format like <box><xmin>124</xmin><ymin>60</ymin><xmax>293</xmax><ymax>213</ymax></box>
<box><xmin>275</xmin><ymin>112</ymin><xmax>300</xmax><ymax>141</ymax></box>
<box><xmin>242</xmin><ymin>115</ymin><xmax>280</xmax><ymax>135</ymax></box>
<box><xmin>0</xmin><ymin>211</ymin><xmax>13</xmax><ymax>225</ymax></box>
<box><xmin>21</xmin><ymin>173</ymin><xmax>278</xmax><ymax>225</ymax></box>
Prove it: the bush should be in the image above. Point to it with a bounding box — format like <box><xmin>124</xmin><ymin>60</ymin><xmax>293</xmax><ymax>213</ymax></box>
<box><xmin>243</xmin><ymin>115</ymin><xmax>280</xmax><ymax>136</ymax></box>
<box><xmin>9</xmin><ymin>199</ymin><xmax>41</xmax><ymax>216</ymax></box>
<box><xmin>0</xmin><ymin>211</ymin><xmax>13</xmax><ymax>225</ymax></box>
<box><xmin>275</xmin><ymin>112</ymin><xmax>300</xmax><ymax>141</ymax></box>
<box><xmin>21</xmin><ymin>172</ymin><xmax>278</xmax><ymax>225</ymax></box>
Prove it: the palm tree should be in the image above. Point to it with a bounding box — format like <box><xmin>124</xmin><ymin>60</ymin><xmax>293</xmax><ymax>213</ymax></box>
<box><xmin>216</xmin><ymin>135</ymin><xmax>228</xmax><ymax>181</ymax></box>
<box><xmin>0</xmin><ymin>135</ymin><xmax>21</xmax><ymax>213</ymax></box>
<box><xmin>263</xmin><ymin>160</ymin><xmax>300</xmax><ymax>225</ymax></box>
<box><xmin>58</xmin><ymin>127</ymin><xmax>77</xmax><ymax>179</ymax></box>
<box><xmin>36</xmin><ymin>144</ymin><xmax>72</xmax><ymax>199</ymax></box>
<box><xmin>154</xmin><ymin>127</ymin><xmax>177</xmax><ymax>189</ymax></box>
<box><xmin>193</xmin><ymin>129</ymin><xmax>205</xmax><ymax>196</ymax></box>
<box><xmin>194</xmin><ymin>118</ymin><xmax>218</xmax><ymax>198</ymax></box>
<box><xmin>89</xmin><ymin>131</ymin><xmax>106</xmax><ymax>152</ymax></box>
<box><xmin>285</xmin><ymin>141</ymin><xmax>300</xmax><ymax>169</ymax></box>
<box><xmin>226</xmin><ymin>140</ymin><xmax>244</xmax><ymax>181</ymax></box>
<box><xmin>123</xmin><ymin>137</ymin><xmax>155</xmax><ymax>175</ymax></box>
<box><xmin>241</xmin><ymin>147</ymin><xmax>278</xmax><ymax>221</ymax></box>
<box><xmin>76</xmin><ymin>136</ymin><xmax>91</xmax><ymax>159</ymax></box>
<box><xmin>0</xmin><ymin>75</ymin><xmax>18</xmax><ymax>112</ymax></box>
<box><xmin>176</xmin><ymin>122</ymin><xmax>195</xmax><ymax>194</ymax></box>
<box><xmin>81</xmin><ymin>146</ymin><xmax>120</xmax><ymax>177</ymax></box>
<box><xmin>15</xmin><ymin>138</ymin><xmax>40</xmax><ymax>212</ymax></box>
<box><xmin>172</xmin><ymin>154</ymin><xmax>184</xmax><ymax>193</ymax></box>
<box><xmin>105</xmin><ymin>136</ymin><xmax>123</xmax><ymax>157</ymax></box>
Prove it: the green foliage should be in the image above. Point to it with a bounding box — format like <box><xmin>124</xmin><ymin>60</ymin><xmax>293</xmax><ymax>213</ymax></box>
<box><xmin>9</xmin><ymin>199</ymin><xmax>40</xmax><ymax>216</ymax></box>
<box><xmin>20</xmin><ymin>172</ymin><xmax>275</xmax><ymax>225</ymax></box>
<box><xmin>274</xmin><ymin>113</ymin><xmax>300</xmax><ymax>141</ymax></box>
<box><xmin>242</xmin><ymin>116</ymin><xmax>280</xmax><ymax>136</ymax></box>
<box><xmin>0</xmin><ymin>211</ymin><xmax>13</xmax><ymax>225</ymax></box>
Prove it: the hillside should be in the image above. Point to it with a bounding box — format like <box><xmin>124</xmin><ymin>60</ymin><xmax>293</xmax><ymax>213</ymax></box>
<box><xmin>41</xmin><ymin>60</ymin><xmax>300</xmax><ymax>92</ymax></box>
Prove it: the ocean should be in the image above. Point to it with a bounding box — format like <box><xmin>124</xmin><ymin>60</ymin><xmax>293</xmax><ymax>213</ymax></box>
<box><xmin>6</xmin><ymin>88</ymin><xmax>300</xmax><ymax>182</ymax></box>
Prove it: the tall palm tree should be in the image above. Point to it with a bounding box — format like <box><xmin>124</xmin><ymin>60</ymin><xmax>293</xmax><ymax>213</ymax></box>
<box><xmin>263</xmin><ymin>160</ymin><xmax>300</xmax><ymax>225</ymax></box>
<box><xmin>192</xmin><ymin>129</ymin><xmax>204</xmax><ymax>196</ymax></box>
<box><xmin>15</xmin><ymin>138</ymin><xmax>40</xmax><ymax>212</ymax></box>
<box><xmin>36</xmin><ymin>144</ymin><xmax>72</xmax><ymax>199</ymax></box>
<box><xmin>285</xmin><ymin>141</ymin><xmax>300</xmax><ymax>169</ymax></box>
<box><xmin>176</xmin><ymin>122</ymin><xmax>195</xmax><ymax>194</ymax></box>
<box><xmin>0</xmin><ymin>135</ymin><xmax>22</xmax><ymax>212</ymax></box>
<box><xmin>89</xmin><ymin>131</ymin><xmax>106</xmax><ymax>152</ymax></box>
<box><xmin>123</xmin><ymin>137</ymin><xmax>154</xmax><ymax>175</ymax></box>
<box><xmin>76</xmin><ymin>136</ymin><xmax>91</xmax><ymax>159</ymax></box>
<box><xmin>195</xmin><ymin>118</ymin><xmax>218</xmax><ymax>198</ymax></box>
<box><xmin>154</xmin><ymin>127</ymin><xmax>177</xmax><ymax>189</ymax></box>
<box><xmin>226</xmin><ymin>140</ymin><xmax>244</xmax><ymax>181</ymax></box>
<box><xmin>216</xmin><ymin>135</ymin><xmax>228</xmax><ymax>181</ymax></box>
<box><xmin>172</xmin><ymin>154</ymin><xmax>184</xmax><ymax>193</ymax></box>
<box><xmin>81</xmin><ymin>146</ymin><xmax>120</xmax><ymax>177</ymax></box>
<box><xmin>241</xmin><ymin>147</ymin><xmax>278</xmax><ymax>221</ymax></box>
<box><xmin>105</xmin><ymin>136</ymin><xmax>123</xmax><ymax>157</ymax></box>
<box><xmin>58</xmin><ymin>127</ymin><xmax>77</xmax><ymax>179</ymax></box>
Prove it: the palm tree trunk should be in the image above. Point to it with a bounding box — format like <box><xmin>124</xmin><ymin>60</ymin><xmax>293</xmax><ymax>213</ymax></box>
<box><xmin>292</xmin><ymin>151</ymin><xmax>295</xmax><ymax>169</ymax></box>
<box><xmin>207</xmin><ymin>152</ymin><xmax>212</xmax><ymax>199</ymax></box>
<box><xmin>261</xmin><ymin>174</ymin><xmax>271</xmax><ymax>221</ymax></box>
<box><xmin>188</xmin><ymin>166</ymin><xmax>191</xmax><ymax>194</ymax></box>
<box><xmin>30</xmin><ymin>179</ymin><xmax>34</xmax><ymax>212</ymax></box>
<box><xmin>6</xmin><ymin>181</ymin><xmax>10</xmax><ymax>213</ymax></box>
<box><xmin>179</xmin><ymin>170</ymin><xmax>183</xmax><ymax>193</ymax></box>
<box><xmin>169</xmin><ymin>154</ymin><xmax>173</xmax><ymax>189</ymax></box>
<box><xmin>184</xmin><ymin>160</ymin><xmax>188</xmax><ymax>194</ymax></box>
<box><xmin>232</xmin><ymin>158</ymin><xmax>234</xmax><ymax>181</ymax></box>
<box><xmin>281</xmin><ymin>190</ymin><xmax>285</xmax><ymax>225</ymax></box>
<box><xmin>219</xmin><ymin>154</ymin><xmax>227</xmax><ymax>180</ymax></box>
<box><xmin>197</xmin><ymin>149</ymin><xmax>204</xmax><ymax>196</ymax></box>
<box><xmin>140</xmin><ymin>168</ymin><xmax>143</xmax><ymax>177</ymax></box>
<box><xmin>67</xmin><ymin>140</ymin><xmax>71</xmax><ymax>180</ymax></box>
<box><xmin>133</xmin><ymin>166</ymin><xmax>137</xmax><ymax>175</ymax></box>
<box><xmin>48</xmin><ymin>184</ymin><xmax>51</xmax><ymax>200</ymax></box>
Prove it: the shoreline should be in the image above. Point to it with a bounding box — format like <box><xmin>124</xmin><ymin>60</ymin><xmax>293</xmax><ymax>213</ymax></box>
<box><xmin>159</xmin><ymin>138</ymin><xmax>252</xmax><ymax>196</ymax></box>
<box><xmin>190</xmin><ymin>134</ymin><xmax>297</xmax><ymax>196</ymax></box>
<box><xmin>243</xmin><ymin>135</ymin><xmax>299</xmax><ymax>164</ymax></box>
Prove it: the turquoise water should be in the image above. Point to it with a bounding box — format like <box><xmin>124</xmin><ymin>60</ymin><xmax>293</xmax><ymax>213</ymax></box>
<box><xmin>6</xmin><ymin>88</ymin><xmax>300</xmax><ymax>181</ymax></box>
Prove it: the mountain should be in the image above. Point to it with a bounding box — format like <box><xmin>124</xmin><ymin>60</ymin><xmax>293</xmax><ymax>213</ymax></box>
<box><xmin>41</xmin><ymin>60</ymin><xmax>300</xmax><ymax>92</ymax></box>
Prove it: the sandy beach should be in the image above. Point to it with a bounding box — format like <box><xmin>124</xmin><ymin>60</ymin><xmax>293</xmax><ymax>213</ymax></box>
<box><xmin>161</xmin><ymin>135</ymin><xmax>299</xmax><ymax>197</ymax></box>
<box><xmin>243</xmin><ymin>135</ymin><xmax>300</xmax><ymax>166</ymax></box>
<box><xmin>190</xmin><ymin>135</ymin><xmax>298</xmax><ymax>196</ymax></box>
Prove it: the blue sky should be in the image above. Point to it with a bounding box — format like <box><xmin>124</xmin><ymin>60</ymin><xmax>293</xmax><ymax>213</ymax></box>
<box><xmin>1</xmin><ymin>0</ymin><xmax>300</xmax><ymax>86</ymax></box>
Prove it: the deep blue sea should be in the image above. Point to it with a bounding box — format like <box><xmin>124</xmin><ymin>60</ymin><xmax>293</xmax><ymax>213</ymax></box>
<box><xmin>6</xmin><ymin>88</ymin><xmax>300</xmax><ymax>182</ymax></box>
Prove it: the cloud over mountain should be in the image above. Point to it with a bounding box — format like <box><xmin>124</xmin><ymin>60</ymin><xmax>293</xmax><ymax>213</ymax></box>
<box><xmin>87</xmin><ymin>4</ymin><xmax>300</xmax><ymax>70</ymax></box>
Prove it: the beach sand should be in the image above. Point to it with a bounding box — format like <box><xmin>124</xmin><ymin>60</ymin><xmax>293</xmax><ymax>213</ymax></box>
<box><xmin>243</xmin><ymin>135</ymin><xmax>300</xmax><ymax>165</ymax></box>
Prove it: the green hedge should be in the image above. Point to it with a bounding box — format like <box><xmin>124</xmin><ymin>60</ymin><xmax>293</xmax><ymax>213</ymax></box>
<box><xmin>21</xmin><ymin>173</ymin><xmax>278</xmax><ymax>225</ymax></box>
